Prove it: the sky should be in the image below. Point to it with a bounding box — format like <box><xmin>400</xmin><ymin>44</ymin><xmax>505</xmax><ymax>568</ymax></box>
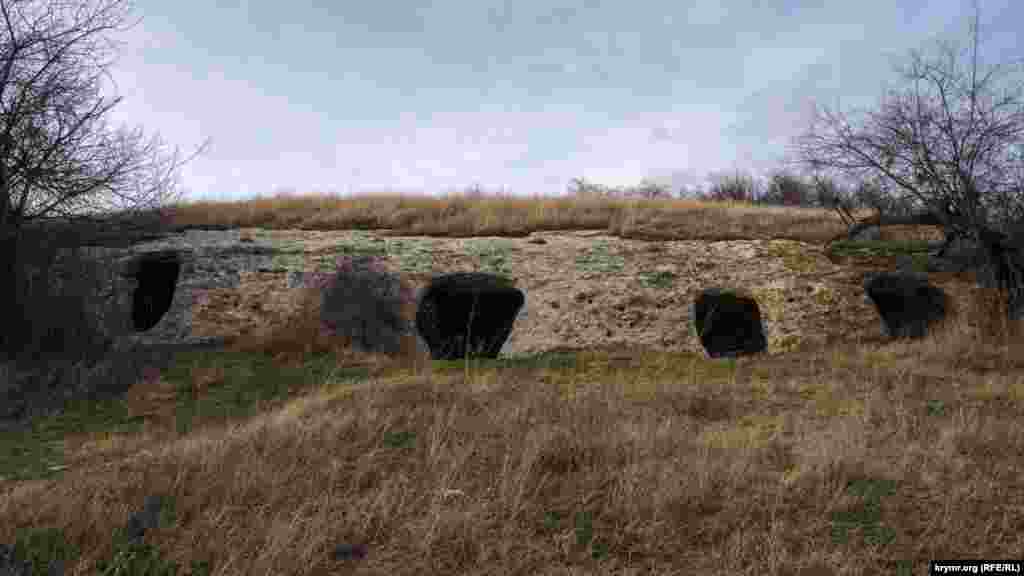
<box><xmin>102</xmin><ymin>0</ymin><xmax>1023</xmax><ymax>204</ymax></box>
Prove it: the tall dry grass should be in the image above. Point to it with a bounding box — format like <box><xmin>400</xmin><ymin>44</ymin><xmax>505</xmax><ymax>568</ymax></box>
<box><xmin>163</xmin><ymin>190</ymin><xmax>860</xmax><ymax>244</ymax></box>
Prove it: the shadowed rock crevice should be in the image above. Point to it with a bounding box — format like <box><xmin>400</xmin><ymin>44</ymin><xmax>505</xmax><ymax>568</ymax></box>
<box><xmin>691</xmin><ymin>288</ymin><xmax>767</xmax><ymax>359</ymax></box>
<box><xmin>863</xmin><ymin>272</ymin><xmax>949</xmax><ymax>339</ymax></box>
<box><xmin>129</xmin><ymin>251</ymin><xmax>181</xmax><ymax>332</ymax></box>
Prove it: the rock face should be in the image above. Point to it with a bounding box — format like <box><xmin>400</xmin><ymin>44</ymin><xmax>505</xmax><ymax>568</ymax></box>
<box><xmin>287</xmin><ymin>270</ymin><xmax>309</xmax><ymax>289</ymax></box>
<box><xmin>74</xmin><ymin>247</ymin><xmax>207</xmax><ymax>350</ymax></box>
<box><xmin>5</xmin><ymin>237</ymin><xmax>242</xmax><ymax>356</ymax></box>
<box><xmin>850</xmin><ymin>225</ymin><xmax>882</xmax><ymax>242</ymax></box>
<box><xmin>863</xmin><ymin>272</ymin><xmax>949</xmax><ymax>338</ymax></box>
<box><xmin>415</xmin><ymin>272</ymin><xmax>525</xmax><ymax>360</ymax></box>
<box><xmin>0</xmin><ymin>239</ymin><xmax>209</xmax><ymax>430</ymax></box>
<box><xmin>690</xmin><ymin>288</ymin><xmax>767</xmax><ymax>359</ymax></box>
<box><xmin>0</xmin><ymin>542</ymin><xmax>31</xmax><ymax>576</ymax></box>
<box><xmin>928</xmin><ymin>235</ymin><xmax>983</xmax><ymax>275</ymax></box>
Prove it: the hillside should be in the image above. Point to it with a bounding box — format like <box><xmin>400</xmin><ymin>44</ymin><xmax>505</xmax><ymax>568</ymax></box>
<box><xmin>1</xmin><ymin>193</ymin><xmax>1021</xmax><ymax>575</ymax></box>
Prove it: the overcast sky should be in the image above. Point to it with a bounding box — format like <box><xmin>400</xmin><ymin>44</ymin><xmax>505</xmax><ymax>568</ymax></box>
<box><xmin>104</xmin><ymin>0</ymin><xmax>1022</xmax><ymax>203</ymax></box>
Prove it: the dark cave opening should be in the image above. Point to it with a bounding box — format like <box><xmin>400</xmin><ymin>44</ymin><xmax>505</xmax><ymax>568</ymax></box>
<box><xmin>131</xmin><ymin>253</ymin><xmax>181</xmax><ymax>332</ymax></box>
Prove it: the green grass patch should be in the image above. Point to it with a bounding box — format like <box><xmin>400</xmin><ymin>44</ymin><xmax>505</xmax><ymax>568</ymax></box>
<box><xmin>575</xmin><ymin>240</ymin><xmax>625</xmax><ymax>275</ymax></box>
<box><xmin>0</xmin><ymin>348</ymin><xmax>372</xmax><ymax>483</ymax></box>
<box><xmin>429</xmin><ymin>349</ymin><xmax>580</xmax><ymax>374</ymax></box>
<box><xmin>382</xmin><ymin>429</ymin><xmax>417</xmax><ymax>449</ymax></box>
<box><xmin>637</xmin><ymin>269</ymin><xmax>678</xmax><ymax>289</ymax></box>
<box><xmin>464</xmin><ymin>238</ymin><xmax>515</xmax><ymax>276</ymax></box>
<box><xmin>0</xmin><ymin>392</ymin><xmax>147</xmax><ymax>482</ymax></box>
<box><xmin>827</xmin><ymin>238</ymin><xmax>934</xmax><ymax>259</ymax></box>
<box><xmin>6</xmin><ymin>497</ymin><xmax>212</xmax><ymax>576</ymax></box>
<box><xmin>830</xmin><ymin>477</ymin><xmax>899</xmax><ymax>547</ymax></box>
<box><xmin>161</xmin><ymin>349</ymin><xmax>372</xmax><ymax>436</ymax></box>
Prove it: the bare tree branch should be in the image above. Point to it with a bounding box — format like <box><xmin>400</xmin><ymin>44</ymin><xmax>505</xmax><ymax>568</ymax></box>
<box><xmin>0</xmin><ymin>0</ymin><xmax>207</xmax><ymax>242</ymax></box>
<box><xmin>790</xmin><ymin>4</ymin><xmax>1024</xmax><ymax>320</ymax></box>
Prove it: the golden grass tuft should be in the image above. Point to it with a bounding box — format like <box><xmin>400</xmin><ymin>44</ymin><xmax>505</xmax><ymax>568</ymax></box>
<box><xmin>160</xmin><ymin>190</ymin><xmax>855</xmax><ymax>243</ymax></box>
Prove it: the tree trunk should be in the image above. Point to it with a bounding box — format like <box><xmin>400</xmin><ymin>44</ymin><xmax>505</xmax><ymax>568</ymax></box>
<box><xmin>971</xmin><ymin>227</ymin><xmax>1024</xmax><ymax>321</ymax></box>
<box><xmin>844</xmin><ymin>209</ymin><xmax>968</xmax><ymax>254</ymax></box>
<box><xmin>844</xmin><ymin>210</ymin><xmax>945</xmax><ymax>239</ymax></box>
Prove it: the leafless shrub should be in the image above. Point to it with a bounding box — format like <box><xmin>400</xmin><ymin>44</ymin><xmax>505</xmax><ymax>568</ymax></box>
<box><xmin>319</xmin><ymin>255</ymin><xmax>417</xmax><ymax>355</ymax></box>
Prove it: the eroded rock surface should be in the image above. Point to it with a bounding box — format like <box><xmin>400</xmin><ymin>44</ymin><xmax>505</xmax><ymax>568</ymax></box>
<box><xmin>37</xmin><ymin>226</ymin><xmax>1007</xmax><ymax>360</ymax></box>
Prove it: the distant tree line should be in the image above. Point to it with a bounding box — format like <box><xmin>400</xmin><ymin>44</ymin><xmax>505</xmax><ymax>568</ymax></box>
<box><xmin>565</xmin><ymin>169</ymin><xmax>922</xmax><ymax>217</ymax></box>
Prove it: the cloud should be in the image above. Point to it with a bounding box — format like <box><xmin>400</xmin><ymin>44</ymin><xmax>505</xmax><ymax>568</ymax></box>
<box><xmin>98</xmin><ymin>0</ymin><xmax>1000</xmax><ymax>202</ymax></box>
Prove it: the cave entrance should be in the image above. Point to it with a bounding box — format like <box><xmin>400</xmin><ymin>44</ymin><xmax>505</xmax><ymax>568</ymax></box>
<box><xmin>131</xmin><ymin>252</ymin><xmax>181</xmax><ymax>332</ymax></box>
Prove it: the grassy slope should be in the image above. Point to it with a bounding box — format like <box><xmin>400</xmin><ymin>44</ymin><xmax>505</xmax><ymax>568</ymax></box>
<box><xmin>1</xmin><ymin>190</ymin><xmax>1022</xmax><ymax>575</ymax></box>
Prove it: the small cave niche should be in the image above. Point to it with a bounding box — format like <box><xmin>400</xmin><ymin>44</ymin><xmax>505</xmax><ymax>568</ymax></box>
<box><xmin>131</xmin><ymin>252</ymin><xmax>182</xmax><ymax>332</ymax></box>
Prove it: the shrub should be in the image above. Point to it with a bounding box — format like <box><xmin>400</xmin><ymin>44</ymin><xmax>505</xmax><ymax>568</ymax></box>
<box><xmin>318</xmin><ymin>254</ymin><xmax>416</xmax><ymax>355</ymax></box>
<box><xmin>760</xmin><ymin>171</ymin><xmax>816</xmax><ymax>207</ymax></box>
<box><xmin>850</xmin><ymin>179</ymin><xmax>919</xmax><ymax>217</ymax></box>
<box><xmin>701</xmin><ymin>170</ymin><xmax>758</xmax><ymax>203</ymax></box>
<box><xmin>566</xmin><ymin>177</ymin><xmax>672</xmax><ymax>200</ymax></box>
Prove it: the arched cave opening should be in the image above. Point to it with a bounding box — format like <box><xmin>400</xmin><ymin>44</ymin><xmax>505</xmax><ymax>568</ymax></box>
<box><xmin>131</xmin><ymin>252</ymin><xmax>181</xmax><ymax>332</ymax></box>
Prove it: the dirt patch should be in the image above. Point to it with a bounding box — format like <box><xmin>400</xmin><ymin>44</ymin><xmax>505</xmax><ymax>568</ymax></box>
<box><xmin>179</xmin><ymin>227</ymin><xmax>990</xmax><ymax>358</ymax></box>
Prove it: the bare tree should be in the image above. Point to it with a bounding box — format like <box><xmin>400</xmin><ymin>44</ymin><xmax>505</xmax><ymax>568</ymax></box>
<box><xmin>791</xmin><ymin>2</ymin><xmax>1024</xmax><ymax>320</ymax></box>
<box><xmin>760</xmin><ymin>170</ymin><xmax>823</xmax><ymax>207</ymax></box>
<box><xmin>626</xmin><ymin>178</ymin><xmax>672</xmax><ymax>200</ymax></box>
<box><xmin>0</xmin><ymin>0</ymin><xmax>208</xmax><ymax>244</ymax></box>
<box><xmin>702</xmin><ymin>169</ymin><xmax>759</xmax><ymax>203</ymax></box>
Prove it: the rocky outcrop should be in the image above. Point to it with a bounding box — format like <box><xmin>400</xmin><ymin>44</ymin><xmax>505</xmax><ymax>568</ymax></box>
<box><xmin>43</xmin><ymin>230</ymin><xmax>264</xmax><ymax>350</ymax></box>
<box><xmin>0</xmin><ymin>230</ymin><xmax>278</xmax><ymax>428</ymax></box>
<box><xmin>65</xmin><ymin>246</ymin><xmax>209</xmax><ymax>350</ymax></box>
<box><xmin>849</xmin><ymin>225</ymin><xmax>881</xmax><ymax>242</ymax></box>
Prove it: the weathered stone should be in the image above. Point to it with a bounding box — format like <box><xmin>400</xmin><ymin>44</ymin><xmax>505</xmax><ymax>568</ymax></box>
<box><xmin>0</xmin><ymin>234</ymin><xmax>115</xmax><ymax>362</ymax></box>
<box><xmin>690</xmin><ymin>288</ymin><xmax>767</xmax><ymax>358</ymax></box>
<box><xmin>929</xmin><ymin>235</ymin><xmax>982</xmax><ymax>274</ymax></box>
<box><xmin>287</xmin><ymin>270</ymin><xmax>307</xmax><ymax>289</ymax></box>
<box><xmin>122</xmin><ymin>494</ymin><xmax>168</xmax><ymax>544</ymax></box>
<box><xmin>137</xmin><ymin>254</ymin><xmax>245</xmax><ymax>348</ymax></box>
<box><xmin>0</xmin><ymin>543</ymin><xmax>32</xmax><ymax>576</ymax></box>
<box><xmin>415</xmin><ymin>272</ymin><xmax>524</xmax><ymax>360</ymax></box>
<box><xmin>850</xmin><ymin>225</ymin><xmax>881</xmax><ymax>242</ymax></box>
<box><xmin>926</xmin><ymin>232</ymin><xmax>1024</xmax><ymax>296</ymax></box>
<box><xmin>863</xmin><ymin>272</ymin><xmax>949</xmax><ymax>338</ymax></box>
<box><xmin>893</xmin><ymin>255</ymin><xmax>930</xmax><ymax>277</ymax></box>
<box><xmin>332</xmin><ymin>543</ymin><xmax>368</xmax><ymax>561</ymax></box>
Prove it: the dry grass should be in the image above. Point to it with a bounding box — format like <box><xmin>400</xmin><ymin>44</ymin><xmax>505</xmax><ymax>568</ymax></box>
<box><xmin>164</xmin><ymin>189</ymin><xmax>862</xmax><ymax>244</ymax></box>
<box><xmin>225</xmin><ymin>275</ymin><xmax>426</xmax><ymax>375</ymax></box>
<box><xmin>1</xmin><ymin>190</ymin><xmax>1022</xmax><ymax>575</ymax></box>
